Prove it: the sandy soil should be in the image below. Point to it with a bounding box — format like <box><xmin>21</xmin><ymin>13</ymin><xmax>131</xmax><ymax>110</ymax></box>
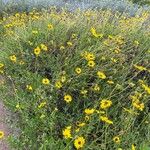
<box><xmin>0</xmin><ymin>101</ymin><xmax>10</xmax><ymax>150</ymax></box>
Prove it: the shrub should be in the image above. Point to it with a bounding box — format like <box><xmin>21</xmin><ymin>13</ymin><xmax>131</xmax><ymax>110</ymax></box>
<box><xmin>0</xmin><ymin>8</ymin><xmax>150</xmax><ymax>150</ymax></box>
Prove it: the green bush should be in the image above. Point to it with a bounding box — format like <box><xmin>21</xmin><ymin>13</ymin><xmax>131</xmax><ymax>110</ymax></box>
<box><xmin>0</xmin><ymin>8</ymin><xmax>150</xmax><ymax>150</ymax></box>
<box><xmin>130</xmin><ymin>0</ymin><xmax>150</xmax><ymax>5</ymax></box>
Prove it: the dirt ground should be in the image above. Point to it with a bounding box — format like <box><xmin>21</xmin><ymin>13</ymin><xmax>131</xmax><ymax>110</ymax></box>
<box><xmin>0</xmin><ymin>101</ymin><xmax>10</xmax><ymax>150</ymax></box>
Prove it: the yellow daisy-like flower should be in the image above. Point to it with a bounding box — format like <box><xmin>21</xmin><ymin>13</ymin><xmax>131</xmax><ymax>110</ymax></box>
<box><xmin>87</xmin><ymin>60</ymin><xmax>95</xmax><ymax>68</ymax></box>
<box><xmin>141</xmin><ymin>83</ymin><xmax>150</xmax><ymax>95</ymax></box>
<box><xmin>34</xmin><ymin>46</ymin><xmax>41</xmax><ymax>56</ymax></box>
<box><xmin>62</xmin><ymin>126</ymin><xmax>72</xmax><ymax>139</ymax></box>
<box><xmin>111</xmin><ymin>58</ymin><xmax>117</xmax><ymax>63</ymax></box>
<box><xmin>71</xmin><ymin>33</ymin><xmax>77</xmax><ymax>39</ymax></box>
<box><xmin>16</xmin><ymin>104</ymin><xmax>20</xmax><ymax>109</ymax></box>
<box><xmin>26</xmin><ymin>85</ymin><xmax>33</xmax><ymax>91</ymax></box>
<box><xmin>42</xmin><ymin>78</ymin><xmax>50</xmax><ymax>85</ymax></box>
<box><xmin>86</xmin><ymin>53</ymin><xmax>95</xmax><ymax>61</ymax></box>
<box><xmin>10</xmin><ymin>55</ymin><xmax>17</xmax><ymax>62</ymax></box>
<box><xmin>113</xmin><ymin>136</ymin><xmax>120</xmax><ymax>144</ymax></box>
<box><xmin>132</xmin><ymin>100</ymin><xmax>144</xmax><ymax>111</ymax></box>
<box><xmin>38</xmin><ymin>101</ymin><xmax>47</xmax><ymax>109</ymax></box>
<box><xmin>61</xmin><ymin>76</ymin><xmax>66</xmax><ymax>83</ymax></box>
<box><xmin>100</xmin><ymin>99</ymin><xmax>112</xmax><ymax>109</ymax></box>
<box><xmin>75</xmin><ymin>67</ymin><xmax>82</xmax><ymax>74</ymax></box>
<box><xmin>74</xmin><ymin>136</ymin><xmax>85</xmax><ymax>150</ymax></box>
<box><xmin>47</xmin><ymin>23</ymin><xmax>53</xmax><ymax>30</ymax></box>
<box><xmin>64</xmin><ymin>94</ymin><xmax>72</xmax><ymax>103</ymax></box>
<box><xmin>93</xmin><ymin>84</ymin><xmax>100</xmax><ymax>91</ymax></box>
<box><xmin>85</xmin><ymin>115</ymin><xmax>90</xmax><ymax>121</ymax></box>
<box><xmin>76</xmin><ymin>122</ymin><xmax>86</xmax><ymax>127</ymax></box>
<box><xmin>40</xmin><ymin>44</ymin><xmax>48</xmax><ymax>51</ymax></box>
<box><xmin>97</xmin><ymin>71</ymin><xmax>106</xmax><ymax>79</ymax></box>
<box><xmin>67</xmin><ymin>41</ymin><xmax>73</xmax><ymax>46</ymax></box>
<box><xmin>19</xmin><ymin>61</ymin><xmax>25</xmax><ymax>65</ymax></box>
<box><xmin>0</xmin><ymin>63</ymin><xmax>4</xmax><ymax>68</ymax></box>
<box><xmin>107</xmin><ymin>80</ymin><xmax>114</xmax><ymax>84</ymax></box>
<box><xmin>90</xmin><ymin>27</ymin><xmax>103</xmax><ymax>38</ymax></box>
<box><xmin>55</xmin><ymin>81</ymin><xmax>62</xmax><ymax>89</ymax></box>
<box><xmin>80</xmin><ymin>89</ymin><xmax>88</xmax><ymax>95</ymax></box>
<box><xmin>84</xmin><ymin>108</ymin><xmax>95</xmax><ymax>115</ymax></box>
<box><xmin>134</xmin><ymin>64</ymin><xmax>147</xmax><ymax>71</ymax></box>
<box><xmin>40</xmin><ymin>114</ymin><xmax>46</xmax><ymax>119</ymax></box>
<box><xmin>131</xmin><ymin>144</ymin><xmax>136</xmax><ymax>150</ymax></box>
<box><xmin>0</xmin><ymin>131</ymin><xmax>4</xmax><ymax>139</ymax></box>
<box><xmin>100</xmin><ymin>116</ymin><xmax>113</xmax><ymax>124</ymax></box>
<box><xmin>32</xmin><ymin>30</ymin><xmax>38</xmax><ymax>34</ymax></box>
<box><xmin>134</xmin><ymin>40</ymin><xmax>139</xmax><ymax>46</ymax></box>
<box><xmin>114</xmin><ymin>48</ymin><xmax>121</xmax><ymax>54</ymax></box>
<box><xmin>60</xmin><ymin>46</ymin><xmax>65</xmax><ymax>51</ymax></box>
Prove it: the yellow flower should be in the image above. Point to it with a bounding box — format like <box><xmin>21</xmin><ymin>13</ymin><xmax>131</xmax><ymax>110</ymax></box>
<box><xmin>113</xmin><ymin>136</ymin><xmax>120</xmax><ymax>144</ymax></box>
<box><xmin>26</xmin><ymin>85</ymin><xmax>33</xmax><ymax>91</ymax></box>
<box><xmin>84</xmin><ymin>108</ymin><xmax>95</xmax><ymax>115</ymax></box>
<box><xmin>132</xmin><ymin>100</ymin><xmax>144</xmax><ymax>111</ymax></box>
<box><xmin>87</xmin><ymin>60</ymin><xmax>95</xmax><ymax>67</ymax></box>
<box><xmin>10</xmin><ymin>55</ymin><xmax>17</xmax><ymax>62</ymax></box>
<box><xmin>55</xmin><ymin>81</ymin><xmax>62</xmax><ymax>89</ymax></box>
<box><xmin>67</xmin><ymin>41</ymin><xmax>73</xmax><ymax>46</ymax></box>
<box><xmin>132</xmin><ymin>144</ymin><xmax>136</xmax><ymax>150</ymax></box>
<box><xmin>134</xmin><ymin>40</ymin><xmax>139</xmax><ymax>46</ymax></box>
<box><xmin>47</xmin><ymin>23</ymin><xmax>53</xmax><ymax>30</ymax></box>
<box><xmin>16</xmin><ymin>104</ymin><xmax>20</xmax><ymax>109</ymax></box>
<box><xmin>19</xmin><ymin>61</ymin><xmax>25</xmax><ymax>65</ymax></box>
<box><xmin>97</xmin><ymin>71</ymin><xmax>106</xmax><ymax>79</ymax></box>
<box><xmin>100</xmin><ymin>116</ymin><xmax>113</xmax><ymax>124</ymax></box>
<box><xmin>0</xmin><ymin>63</ymin><xmax>4</xmax><ymax>68</ymax></box>
<box><xmin>74</xmin><ymin>136</ymin><xmax>85</xmax><ymax>150</ymax></box>
<box><xmin>40</xmin><ymin>114</ymin><xmax>45</xmax><ymax>119</ymax></box>
<box><xmin>100</xmin><ymin>99</ymin><xmax>112</xmax><ymax>109</ymax></box>
<box><xmin>111</xmin><ymin>58</ymin><xmax>117</xmax><ymax>63</ymax></box>
<box><xmin>80</xmin><ymin>89</ymin><xmax>88</xmax><ymax>96</ymax></box>
<box><xmin>71</xmin><ymin>33</ymin><xmax>77</xmax><ymax>39</ymax></box>
<box><xmin>60</xmin><ymin>46</ymin><xmax>65</xmax><ymax>50</ymax></box>
<box><xmin>114</xmin><ymin>48</ymin><xmax>121</xmax><ymax>54</ymax></box>
<box><xmin>64</xmin><ymin>94</ymin><xmax>72</xmax><ymax>103</ymax></box>
<box><xmin>141</xmin><ymin>83</ymin><xmax>150</xmax><ymax>94</ymax></box>
<box><xmin>85</xmin><ymin>115</ymin><xmax>90</xmax><ymax>121</ymax></box>
<box><xmin>134</xmin><ymin>64</ymin><xmax>147</xmax><ymax>71</ymax></box>
<box><xmin>42</xmin><ymin>78</ymin><xmax>50</xmax><ymax>85</ymax></box>
<box><xmin>62</xmin><ymin>126</ymin><xmax>72</xmax><ymax>139</ymax></box>
<box><xmin>0</xmin><ymin>131</ymin><xmax>4</xmax><ymax>139</ymax></box>
<box><xmin>86</xmin><ymin>53</ymin><xmax>95</xmax><ymax>61</ymax></box>
<box><xmin>38</xmin><ymin>101</ymin><xmax>46</xmax><ymax>108</ymax></box>
<box><xmin>107</xmin><ymin>80</ymin><xmax>114</xmax><ymax>84</ymax></box>
<box><xmin>40</xmin><ymin>44</ymin><xmax>48</xmax><ymax>51</ymax></box>
<box><xmin>61</xmin><ymin>76</ymin><xmax>66</xmax><ymax>83</ymax></box>
<box><xmin>28</xmin><ymin>41</ymin><xmax>33</xmax><ymax>46</ymax></box>
<box><xmin>34</xmin><ymin>46</ymin><xmax>41</xmax><ymax>56</ymax></box>
<box><xmin>76</xmin><ymin>122</ymin><xmax>86</xmax><ymax>127</ymax></box>
<box><xmin>75</xmin><ymin>128</ymin><xmax>80</xmax><ymax>133</ymax></box>
<box><xmin>93</xmin><ymin>84</ymin><xmax>100</xmax><ymax>91</ymax></box>
<box><xmin>75</xmin><ymin>67</ymin><xmax>82</xmax><ymax>74</ymax></box>
<box><xmin>101</xmin><ymin>56</ymin><xmax>106</xmax><ymax>60</ymax></box>
<box><xmin>90</xmin><ymin>27</ymin><xmax>103</xmax><ymax>38</ymax></box>
<box><xmin>32</xmin><ymin>30</ymin><xmax>38</xmax><ymax>34</ymax></box>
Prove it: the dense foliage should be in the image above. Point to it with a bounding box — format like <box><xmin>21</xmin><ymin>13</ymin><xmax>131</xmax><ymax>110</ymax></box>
<box><xmin>0</xmin><ymin>6</ymin><xmax>150</xmax><ymax>150</ymax></box>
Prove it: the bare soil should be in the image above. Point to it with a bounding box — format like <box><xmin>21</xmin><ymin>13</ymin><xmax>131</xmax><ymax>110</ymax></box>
<box><xmin>0</xmin><ymin>101</ymin><xmax>10</xmax><ymax>150</ymax></box>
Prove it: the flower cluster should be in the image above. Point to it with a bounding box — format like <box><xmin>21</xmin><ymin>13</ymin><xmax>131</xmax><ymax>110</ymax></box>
<box><xmin>0</xmin><ymin>7</ymin><xmax>149</xmax><ymax>150</ymax></box>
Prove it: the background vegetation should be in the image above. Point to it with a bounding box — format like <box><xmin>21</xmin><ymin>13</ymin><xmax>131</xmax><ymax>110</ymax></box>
<box><xmin>0</xmin><ymin>1</ymin><xmax>150</xmax><ymax>150</ymax></box>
